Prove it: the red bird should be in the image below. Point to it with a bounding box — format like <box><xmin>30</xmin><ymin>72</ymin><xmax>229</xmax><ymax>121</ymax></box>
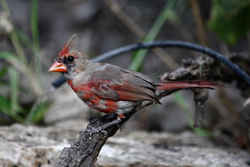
<box><xmin>49</xmin><ymin>36</ymin><xmax>215</xmax><ymax>118</ymax></box>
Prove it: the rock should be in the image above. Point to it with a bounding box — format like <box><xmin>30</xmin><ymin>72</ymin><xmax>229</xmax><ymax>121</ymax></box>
<box><xmin>99</xmin><ymin>132</ymin><xmax>249</xmax><ymax>167</ymax></box>
<box><xmin>0</xmin><ymin>121</ymin><xmax>249</xmax><ymax>167</ymax></box>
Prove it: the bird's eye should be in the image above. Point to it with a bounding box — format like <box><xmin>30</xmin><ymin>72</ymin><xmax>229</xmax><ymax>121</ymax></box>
<box><xmin>56</xmin><ymin>57</ymin><xmax>62</xmax><ymax>62</ymax></box>
<box><xmin>67</xmin><ymin>56</ymin><xmax>74</xmax><ymax>62</ymax></box>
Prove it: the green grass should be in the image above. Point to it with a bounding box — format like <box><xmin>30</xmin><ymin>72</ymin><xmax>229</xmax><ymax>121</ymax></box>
<box><xmin>31</xmin><ymin>0</ymin><xmax>39</xmax><ymax>50</ymax></box>
<box><xmin>0</xmin><ymin>51</ymin><xmax>49</xmax><ymax>124</ymax></box>
<box><xmin>25</xmin><ymin>100</ymin><xmax>50</xmax><ymax>124</ymax></box>
<box><xmin>0</xmin><ymin>0</ymin><xmax>49</xmax><ymax>125</ymax></box>
<box><xmin>9</xmin><ymin>68</ymin><xmax>19</xmax><ymax>114</ymax></box>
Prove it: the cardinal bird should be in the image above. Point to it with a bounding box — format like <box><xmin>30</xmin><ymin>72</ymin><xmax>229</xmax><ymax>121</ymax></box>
<box><xmin>49</xmin><ymin>36</ymin><xmax>215</xmax><ymax>118</ymax></box>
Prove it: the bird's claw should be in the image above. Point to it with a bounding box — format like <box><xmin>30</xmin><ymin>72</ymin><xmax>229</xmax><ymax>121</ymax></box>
<box><xmin>89</xmin><ymin>118</ymin><xmax>123</xmax><ymax>135</ymax></box>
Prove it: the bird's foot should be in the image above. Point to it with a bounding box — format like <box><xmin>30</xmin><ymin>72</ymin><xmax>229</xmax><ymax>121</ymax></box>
<box><xmin>89</xmin><ymin>118</ymin><xmax>122</xmax><ymax>135</ymax></box>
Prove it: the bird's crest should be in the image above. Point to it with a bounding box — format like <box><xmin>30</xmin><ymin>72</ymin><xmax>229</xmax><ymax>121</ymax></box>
<box><xmin>58</xmin><ymin>34</ymin><xmax>78</xmax><ymax>58</ymax></box>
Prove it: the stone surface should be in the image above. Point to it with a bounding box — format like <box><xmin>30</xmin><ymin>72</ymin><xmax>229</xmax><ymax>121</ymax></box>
<box><xmin>0</xmin><ymin>121</ymin><xmax>249</xmax><ymax>167</ymax></box>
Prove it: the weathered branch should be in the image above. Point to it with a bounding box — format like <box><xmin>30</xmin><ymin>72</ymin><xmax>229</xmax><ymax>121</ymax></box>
<box><xmin>55</xmin><ymin>105</ymin><xmax>139</xmax><ymax>167</ymax></box>
<box><xmin>161</xmin><ymin>55</ymin><xmax>250</xmax><ymax>97</ymax></box>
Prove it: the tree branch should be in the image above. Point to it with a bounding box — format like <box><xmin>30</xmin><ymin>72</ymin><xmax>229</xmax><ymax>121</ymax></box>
<box><xmin>55</xmin><ymin>104</ymin><xmax>139</xmax><ymax>167</ymax></box>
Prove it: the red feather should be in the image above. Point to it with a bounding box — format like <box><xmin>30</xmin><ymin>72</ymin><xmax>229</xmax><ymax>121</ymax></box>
<box><xmin>157</xmin><ymin>81</ymin><xmax>216</xmax><ymax>91</ymax></box>
<box><xmin>58</xmin><ymin>34</ymin><xmax>77</xmax><ymax>57</ymax></box>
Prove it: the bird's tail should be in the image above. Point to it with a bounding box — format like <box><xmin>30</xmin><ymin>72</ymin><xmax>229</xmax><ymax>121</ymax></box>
<box><xmin>156</xmin><ymin>80</ymin><xmax>217</xmax><ymax>93</ymax></box>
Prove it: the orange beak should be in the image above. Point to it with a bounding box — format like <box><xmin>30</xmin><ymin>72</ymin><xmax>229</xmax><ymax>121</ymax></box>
<box><xmin>49</xmin><ymin>61</ymin><xmax>67</xmax><ymax>72</ymax></box>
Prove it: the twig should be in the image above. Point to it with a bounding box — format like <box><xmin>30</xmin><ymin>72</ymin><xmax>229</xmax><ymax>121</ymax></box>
<box><xmin>189</xmin><ymin>0</ymin><xmax>208</xmax><ymax>46</ymax></box>
<box><xmin>104</xmin><ymin>0</ymin><xmax>144</xmax><ymax>38</ymax></box>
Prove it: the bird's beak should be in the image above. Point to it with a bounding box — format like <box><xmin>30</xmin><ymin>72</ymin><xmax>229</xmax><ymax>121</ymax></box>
<box><xmin>49</xmin><ymin>61</ymin><xmax>67</xmax><ymax>72</ymax></box>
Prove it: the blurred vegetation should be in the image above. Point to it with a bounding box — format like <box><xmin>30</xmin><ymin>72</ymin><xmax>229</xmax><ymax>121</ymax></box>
<box><xmin>208</xmin><ymin>0</ymin><xmax>250</xmax><ymax>44</ymax></box>
<box><xmin>0</xmin><ymin>0</ymin><xmax>49</xmax><ymax>125</ymax></box>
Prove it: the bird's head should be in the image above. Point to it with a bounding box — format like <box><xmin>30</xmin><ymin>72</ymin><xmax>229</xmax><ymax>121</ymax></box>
<box><xmin>49</xmin><ymin>35</ymin><xmax>88</xmax><ymax>78</ymax></box>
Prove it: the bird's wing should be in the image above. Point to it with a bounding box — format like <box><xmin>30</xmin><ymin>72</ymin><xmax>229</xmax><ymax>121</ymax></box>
<box><xmin>88</xmin><ymin>64</ymin><xmax>156</xmax><ymax>102</ymax></box>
